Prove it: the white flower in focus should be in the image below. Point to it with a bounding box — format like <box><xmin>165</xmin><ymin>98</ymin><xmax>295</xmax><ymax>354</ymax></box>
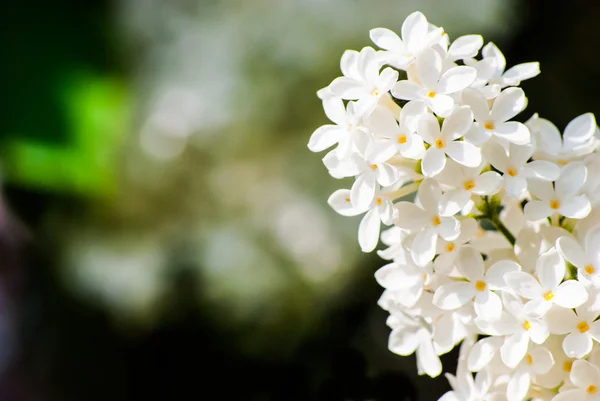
<box><xmin>504</xmin><ymin>248</ymin><xmax>588</xmax><ymax>318</ymax></box>
<box><xmin>437</xmin><ymin>160</ymin><xmax>503</xmax><ymax>216</ymax></box>
<box><xmin>375</xmin><ymin>258</ymin><xmax>432</xmax><ymax>308</ymax></box>
<box><xmin>366</xmin><ymin>101</ymin><xmax>427</xmax><ymax>160</ymax></box>
<box><xmin>557</xmin><ymin>225</ymin><xmax>600</xmax><ymax>285</ymax></box>
<box><xmin>308</xmin><ymin>99</ymin><xmax>368</xmax><ymax>160</ymax></box>
<box><xmin>476</xmin><ymin>293</ymin><xmax>549</xmax><ymax>369</ymax></box>
<box><xmin>552</xmin><ymin>360</ymin><xmax>600</xmax><ymax>401</ymax></box>
<box><xmin>395</xmin><ymin>179</ymin><xmax>460</xmax><ymax>266</ymax></box>
<box><xmin>433</xmin><ymin>246</ymin><xmax>519</xmax><ymax>321</ymax></box>
<box><xmin>524</xmin><ymin>162</ymin><xmax>591</xmax><ymax>221</ymax></box>
<box><xmin>435</xmin><ymin>217</ymin><xmax>478</xmax><ymax>274</ymax></box>
<box><xmin>461</xmin><ymin>87</ymin><xmax>530</xmax><ymax>146</ymax></box>
<box><xmin>485</xmin><ymin>142</ymin><xmax>560</xmax><ymax>198</ymax></box>
<box><xmin>546</xmin><ymin>300</ymin><xmax>600</xmax><ymax>359</ymax></box>
<box><xmin>481</xmin><ymin>42</ymin><xmax>541</xmax><ymax>89</ymax></box>
<box><xmin>505</xmin><ymin>345</ymin><xmax>554</xmax><ymax>401</ymax></box>
<box><xmin>328</xmin><ymin>47</ymin><xmax>399</xmax><ymax>115</ymax></box>
<box><xmin>417</xmin><ymin>107</ymin><xmax>481</xmax><ymax>177</ymax></box>
<box><xmin>528</xmin><ymin>113</ymin><xmax>599</xmax><ymax>166</ymax></box>
<box><xmin>370</xmin><ymin>11</ymin><xmax>444</xmax><ymax>70</ymax></box>
<box><xmin>392</xmin><ymin>48</ymin><xmax>477</xmax><ymax>117</ymax></box>
<box><xmin>438</xmin><ymin>369</ymin><xmax>494</xmax><ymax>401</ymax></box>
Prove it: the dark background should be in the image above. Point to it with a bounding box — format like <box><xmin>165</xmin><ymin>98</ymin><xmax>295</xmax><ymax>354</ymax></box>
<box><xmin>0</xmin><ymin>0</ymin><xmax>597</xmax><ymax>400</ymax></box>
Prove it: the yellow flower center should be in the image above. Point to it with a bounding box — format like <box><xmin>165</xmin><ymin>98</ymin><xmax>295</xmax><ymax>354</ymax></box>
<box><xmin>435</xmin><ymin>138</ymin><xmax>445</xmax><ymax>148</ymax></box>
<box><xmin>563</xmin><ymin>361</ymin><xmax>573</xmax><ymax>373</ymax></box>
<box><xmin>506</xmin><ymin>168</ymin><xmax>517</xmax><ymax>177</ymax></box>
<box><xmin>376</xmin><ymin>197</ymin><xmax>383</xmax><ymax>205</ymax></box>
<box><xmin>557</xmin><ymin>159</ymin><xmax>569</xmax><ymax>166</ymax></box>
<box><xmin>578</xmin><ymin>321</ymin><xmax>590</xmax><ymax>333</ymax></box>
<box><xmin>587</xmin><ymin>385</ymin><xmax>598</xmax><ymax>394</ymax></box>
<box><xmin>397</xmin><ymin>134</ymin><xmax>407</xmax><ymax>144</ymax></box>
<box><xmin>543</xmin><ymin>290</ymin><xmax>554</xmax><ymax>301</ymax></box>
<box><xmin>370</xmin><ymin>164</ymin><xmax>378</xmax><ymax>171</ymax></box>
<box><xmin>522</xmin><ymin>320</ymin><xmax>531</xmax><ymax>331</ymax></box>
<box><xmin>525</xmin><ymin>354</ymin><xmax>533</xmax><ymax>365</ymax></box>
<box><xmin>549</xmin><ymin>200</ymin><xmax>561</xmax><ymax>210</ymax></box>
<box><xmin>372</xmin><ymin>89</ymin><xmax>380</xmax><ymax>96</ymax></box>
<box><xmin>432</xmin><ymin>216</ymin><xmax>441</xmax><ymax>226</ymax></box>
<box><xmin>483</xmin><ymin>120</ymin><xmax>495</xmax><ymax>130</ymax></box>
<box><xmin>475</xmin><ymin>280</ymin><xmax>486</xmax><ymax>291</ymax></box>
<box><xmin>585</xmin><ymin>265</ymin><xmax>596</xmax><ymax>275</ymax></box>
<box><xmin>345</xmin><ymin>197</ymin><xmax>351</xmax><ymax>203</ymax></box>
<box><xmin>463</xmin><ymin>180</ymin><xmax>476</xmax><ymax>190</ymax></box>
<box><xmin>445</xmin><ymin>243</ymin><xmax>455</xmax><ymax>253</ymax></box>
<box><xmin>427</xmin><ymin>91</ymin><xmax>436</xmax><ymax>98</ymax></box>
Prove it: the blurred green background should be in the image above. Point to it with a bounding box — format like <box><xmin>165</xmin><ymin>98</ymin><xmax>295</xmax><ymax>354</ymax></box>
<box><xmin>0</xmin><ymin>0</ymin><xmax>597</xmax><ymax>400</ymax></box>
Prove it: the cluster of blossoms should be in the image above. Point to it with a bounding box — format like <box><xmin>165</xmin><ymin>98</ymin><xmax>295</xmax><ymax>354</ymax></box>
<box><xmin>308</xmin><ymin>11</ymin><xmax>600</xmax><ymax>401</ymax></box>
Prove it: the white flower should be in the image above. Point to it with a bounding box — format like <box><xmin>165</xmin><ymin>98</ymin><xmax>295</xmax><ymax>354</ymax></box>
<box><xmin>506</xmin><ymin>345</ymin><xmax>554</xmax><ymax>401</ymax></box>
<box><xmin>395</xmin><ymin>179</ymin><xmax>460</xmax><ymax>266</ymax></box>
<box><xmin>392</xmin><ymin>47</ymin><xmax>477</xmax><ymax>117</ymax></box>
<box><xmin>435</xmin><ymin>218</ymin><xmax>478</xmax><ymax>274</ymax></box>
<box><xmin>375</xmin><ymin>258</ymin><xmax>431</xmax><ymax>308</ymax></box>
<box><xmin>417</xmin><ymin>106</ymin><xmax>481</xmax><ymax>177</ymax></box>
<box><xmin>557</xmin><ymin>225</ymin><xmax>600</xmax><ymax>285</ymax></box>
<box><xmin>546</xmin><ymin>300</ymin><xmax>600</xmax><ymax>359</ymax></box>
<box><xmin>476</xmin><ymin>293</ymin><xmax>549</xmax><ymax>369</ymax></box>
<box><xmin>370</xmin><ymin>11</ymin><xmax>444</xmax><ymax>70</ymax></box>
<box><xmin>529</xmin><ymin>113</ymin><xmax>599</xmax><ymax>165</ymax></box>
<box><xmin>438</xmin><ymin>369</ymin><xmax>494</xmax><ymax>401</ymax></box>
<box><xmin>505</xmin><ymin>248</ymin><xmax>588</xmax><ymax>318</ymax></box>
<box><xmin>524</xmin><ymin>162</ymin><xmax>591</xmax><ymax>221</ymax></box>
<box><xmin>366</xmin><ymin>101</ymin><xmax>427</xmax><ymax>160</ymax></box>
<box><xmin>433</xmin><ymin>246</ymin><xmax>519</xmax><ymax>321</ymax></box>
<box><xmin>328</xmin><ymin>47</ymin><xmax>399</xmax><ymax>115</ymax></box>
<box><xmin>552</xmin><ymin>360</ymin><xmax>600</xmax><ymax>401</ymax></box>
<box><xmin>308</xmin><ymin>98</ymin><xmax>368</xmax><ymax>159</ymax></box>
<box><xmin>461</xmin><ymin>87</ymin><xmax>530</xmax><ymax>146</ymax></box>
<box><xmin>437</xmin><ymin>160</ymin><xmax>503</xmax><ymax>216</ymax></box>
<box><xmin>485</xmin><ymin>142</ymin><xmax>560</xmax><ymax>198</ymax></box>
<box><xmin>480</xmin><ymin>42</ymin><xmax>540</xmax><ymax>89</ymax></box>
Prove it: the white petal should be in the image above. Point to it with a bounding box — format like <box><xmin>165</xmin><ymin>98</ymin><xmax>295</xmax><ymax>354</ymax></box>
<box><xmin>375</xmin><ymin>263</ymin><xmax>422</xmax><ymax>290</ymax></box>
<box><xmin>437</xmin><ymin>66</ymin><xmax>477</xmax><ymax>94</ymax></box>
<box><xmin>564</xmin><ymin>112</ymin><xmax>597</xmax><ymax>145</ymax></box>
<box><xmin>445</xmin><ymin>141</ymin><xmax>482</xmax><ymax>168</ymax></box>
<box><xmin>474</xmin><ymin>290</ymin><xmax>502</xmax><ymax>321</ymax></box>
<box><xmin>308</xmin><ymin>125</ymin><xmax>343</xmax><ymax>152</ymax></box>
<box><xmin>350</xmin><ymin>173</ymin><xmax>377</xmax><ymax>210</ymax></box>
<box><xmin>401</xmin><ymin>11</ymin><xmax>428</xmax><ymax>50</ymax></box>
<box><xmin>461</xmin><ymin>88</ymin><xmax>491</xmax><ymax>123</ymax></box>
<box><xmin>554</xmin><ymin>280</ymin><xmax>588</xmax><ymax>309</ymax></box>
<box><xmin>504</xmin><ymin>271</ymin><xmax>542</xmax><ymax>299</ymax></box>
<box><xmin>411</xmin><ymin>228</ymin><xmax>437</xmax><ymax>266</ymax></box>
<box><xmin>529</xmin><ymin>347</ymin><xmax>554</xmax><ymax>375</ymax></box>
<box><xmin>528</xmin><ymin>179</ymin><xmax>555</xmax><ymax>200</ymax></box>
<box><xmin>556</xmin><ymin>162</ymin><xmax>587</xmax><ymax>198</ymax></box>
<box><xmin>389</xmin><ymin>327</ymin><xmax>420</xmax><ymax>356</ymax></box>
<box><xmin>468</xmin><ymin>337</ymin><xmax>500</xmax><ymax>372</ymax></box>
<box><xmin>417</xmin><ymin>338</ymin><xmax>443</xmax><ymax>378</ymax></box>
<box><xmin>417</xmin><ymin>113</ymin><xmax>441</xmax><ymax>144</ymax></box>
<box><xmin>366</xmin><ymin>106</ymin><xmax>400</xmax><ymax>137</ymax></box>
<box><xmin>484</xmin><ymin>141</ymin><xmax>509</xmax><ymax>172</ymax></box>
<box><xmin>503</xmin><ymin>62</ymin><xmax>540</xmax><ymax>84</ymax></box>
<box><xmin>571</xmin><ymin>359</ymin><xmax>600</xmax><ymax>389</ymax></box>
<box><xmin>429</xmin><ymin>94</ymin><xmax>455</xmax><ymax>117</ymax></box>
<box><xmin>441</xmin><ymin>106</ymin><xmax>473</xmax><ymax>140</ymax></box>
<box><xmin>433</xmin><ymin>281</ymin><xmax>475</xmax><ymax>310</ymax></box>
<box><xmin>323</xmin><ymin>97</ymin><xmax>347</xmax><ymax>125</ymax></box>
<box><xmin>552</xmin><ymin>390</ymin><xmax>587</xmax><ymax>401</ymax></box>
<box><xmin>556</xmin><ymin>235</ymin><xmax>587</xmax><ymax>269</ymax></box>
<box><xmin>422</xmin><ymin>147</ymin><xmax>447</xmax><ymax>177</ymax></box>
<box><xmin>369</xmin><ymin>27</ymin><xmax>402</xmax><ymax>51</ymax></box>
<box><xmin>523</xmin><ymin>200</ymin><xmax>551</xmax><ymax>221</ymax></box>
<box><xmin>504</xmin><ymin>175</ymin><xmax>527</xmax><ymax>197</ymax></box>
<box><xmin>358</xmin><ymin>208</ymin><xmax>381</xmax><ymax>252</ymax></box>
<box><xmin>536</xmin><ymin>248</ymin><xmax>564</xmax><ymax>290</ymax></box>
<box><xmin>501</xmin><ymin>332</ymin><xmax>529</xmax><ymax>369</ymax></box>
<box><xmin>447</xmin><ymin>35</ymin><xmax>483</xmax><ymax>61</ymax></box>
<box><xmin>327</xmin><ymin>189</ymin><xmax>364</xmax><ymax>216</ymax></box>
<box><xmin>472</xmin><ymin>171</ymin><xmax>502</xmax><ymax>195</ymax></box>
<box><xmin>376</xmin><ymin>162</ymin><xmax>399</xmax><ymax>187</ymax></box>
<box><xmin>329</xmin><ymin>77</ymin><xmax>366</xmax><ymax>99</ymax></box>
<box><xmin>490</xmin><ymin>87</ymin><xmax>526</xmax><ymax>123</ymax></box>
<box><xmin>418</xmin><ymin>178</ymin><xmax>442</xmax><ymax>213</ymax></box>
<box><xmin>520</xmin><ymin>160</ymin><xmax>560</xmax><ymax>181</ymax></box>
<box><xmin>340</xmin><ymin>49</ymin><xmax>359</xmax><ymax>78</ymax></box>
<box><xmin>485</xmin><ymin>260</ymin><xmax>522</xmax><ymax>290</ymax></box>
<box><xmin>456</xmin><ymin>246</ymin><xmax>484</xmax><ymax>281</ymax></box>
<box><xmin>437</xmin><ymin>216</ymin><xmax>461</xmax><ymax>241</ymax></box>
<box><xmin>399</xmin><ymin>100</ymin><xmax>428</xmax><ymax>131</ymax></box>
<box><xmin>523</xmin><ymin>299</ymin><xmax>552</xmax><ymax>319</ymax></box>
<box><xmin>378</xmin><ymin>67</ymin><xmax>399</xmax><ymax>92</ymax></box>
<box><xmin>545</xmin><ymin>307</ymin><xmax>578</xmax><ymax>334</ymax></box>
<box><xmin>559</xmin><ymin>195</ymin><xmax>591</xmax><ymax>219</ymax></box>
<box><xmin>507</xmin><ymin>369</ymin><xmax>530</xmax><ymax>401</ymax></box>
<box><xmin>416</xmin><ymin>47</ymin><xmax>442</xmax><ymax>89</ymax></box>
<box><xmin>439</xmin><ymin>188</ymin><xmax>470</xmax><ymax>216</ymax></box>
<box><xmin>494</xmin><ymin>121</ymin><xmax>530</xmax><ymax>145</ymax></box>
<box><xmin>391</xmin><ymin>80</ymin><xmax>425</xmax><ymax>100</ymax></box>
<box><xmin>563</xmin><ymin>331</ymin><xmax>593</xmax><ymax>359</ymax></box>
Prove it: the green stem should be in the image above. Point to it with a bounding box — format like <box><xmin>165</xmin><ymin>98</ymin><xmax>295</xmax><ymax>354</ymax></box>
<box><xmin>479</xmin><ymin>196</ymin><xmax>516</xmax><ymax>246</ymax></box>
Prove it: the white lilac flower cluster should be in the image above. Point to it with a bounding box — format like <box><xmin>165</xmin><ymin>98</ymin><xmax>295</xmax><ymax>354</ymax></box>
<box><xmin>308</xmin><ymin>11</ymin><xmax>600</xmax><ymax>401</ymax></box>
